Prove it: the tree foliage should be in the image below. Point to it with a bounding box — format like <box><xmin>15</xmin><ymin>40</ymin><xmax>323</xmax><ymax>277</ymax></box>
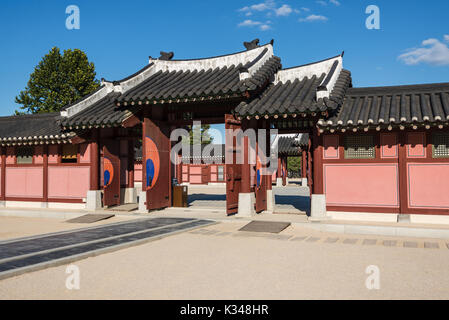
<box><xmin>184</xmin><ymin>124</ymin><xmax>214</xmax><ymax>145</ymax></box>
<box><xmin>15</xmin><ymin>47</ymin><xmax>100</xmax><ymax>114</ymax></box>
<box><xmin>287</xmin><ymin>156</ymin><xmax>301</xmax><ymax>177</ymax></box>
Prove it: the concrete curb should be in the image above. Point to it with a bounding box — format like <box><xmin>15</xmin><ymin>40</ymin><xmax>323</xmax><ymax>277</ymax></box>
<box><xmin>298</xmin><ymin>221</ymin><xmax>449</xmax><ymax>240</ymax></box>
<box><xmin>0</xmin><ymin>209</ymin><xmax>87</xmax><ymax>220</ymax></box>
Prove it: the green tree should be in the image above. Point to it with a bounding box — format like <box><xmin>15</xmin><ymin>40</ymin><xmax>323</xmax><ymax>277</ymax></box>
<box><xmin>15</xmin><ymin>47</ymin><xmax>100</xmax><ymax>114</ymax></box>
<box><xmin>287</xmin><ymin>156</ymin><xmax>301</xmax><ymax>177</ymax></box>
<box><xmin>183</xmin><ymin>124</ymin><xmax>214</xmax><ymax>145</ymax></box>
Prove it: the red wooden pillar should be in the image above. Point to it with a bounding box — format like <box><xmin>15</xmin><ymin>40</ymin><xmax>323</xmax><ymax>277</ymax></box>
<box><xmin>43</xmin><ymin>145</ymin><xmax>48</xmax><ymax>203</ymax></box>
<box><xmin>90</xmin><ymin>129</ymin><xmax>100</xmax><ymax>190</ymax></box>
<box><xmin>312</xmin><ymin>128</ymin><xmax>324</xmax><ymax>194</ymax></box>
<box><xmin>301</xmin><ymin>149</ymin><xmax>307</xmax><ymax>179</ymax></box>
<box><xmin>282</xmin><ymin>157</ymin><xmax>287</xmax><ymax>186</ymax></box>
<box><xmin>0</xmin><ymin>147</ymin><xmax>5</xmax><ymax>201</ymax></box>
<box><xmin>266</xmin><ymin>124</ymin><xmax>272</xmax><ymax>191</ymax></box>
<box><xmin>241</xmin><ymin>135</ymin><xmax>251</xmax><ymax>194</ymax></box>
<box><xmin>307</xmin><ymin>136</ymin><xmax>313</xmax><ymax>193</ymax></box>
<box><xmin>398</xmin><ymin>131</ymin><xmax>407</xmax><ymax>214</ymax></box>
<box><xmin>128</xmin><ymin>139</ymin><xmax>134</xmax><ymax>188</ymax></box>
<box><xmin>277</xmin><ymin>157</ymin><xmax>282</xmax><ymax>179</ymax></box>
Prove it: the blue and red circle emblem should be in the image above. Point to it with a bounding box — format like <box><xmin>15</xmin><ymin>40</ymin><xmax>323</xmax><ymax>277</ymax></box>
<box><xmin>145</xmin><ymin>136</ymin><xmax>160</xmax><ymax>189</ymax></box>
<box><xmin>103</xmin><ymin>157</ymin><xmax>114</xmax><ymax>187</ymax></box>
<box><xmin>256</xmin><ymin>156</ymin><xmax>262</xmax><ymax>190</ymax></box>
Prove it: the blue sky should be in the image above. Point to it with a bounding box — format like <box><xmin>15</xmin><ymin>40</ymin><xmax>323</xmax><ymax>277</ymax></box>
<box><xmin>1</xmin><ymin>0</ymin><xmax>449</xmax><ymax>142</ymax></box>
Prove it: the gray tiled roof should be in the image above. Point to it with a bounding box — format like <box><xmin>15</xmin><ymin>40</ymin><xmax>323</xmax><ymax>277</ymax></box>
<box><xmin>61</xmin><ymin>43</ymin><xmax>281</xmax><ymax>128</ymax></box>
<box><xmin>235</xmin><ymin>58</ymin><xmax>352</xmax><ymax>118</ymax></box>
<box><xmin>180</xmin><ymin>144</ymin><xmax>226</xmax><ymax>161</ymax></box>
<box><xmin>277</xmin><ymin>134</ymin><xmax>308</xmax><ymax>156</ymax></box>
<box><xmin>320</xmin><ymin>82</ymin><xmax>449</xmax><ymax>130</ymax></box>
<box><xmin>0</xmin><ymin>113</ymin><xmax>74</xmax><ymax>145</ymax></box>
<box><xmin>60</xmin><ymin>92</ymin><xmax>133</xmax><ymax>128</ymax></box>
<box><xmin>116</xmin><ymin>54</ymin><xmax>281</xmax><ymax>105</ymax></box>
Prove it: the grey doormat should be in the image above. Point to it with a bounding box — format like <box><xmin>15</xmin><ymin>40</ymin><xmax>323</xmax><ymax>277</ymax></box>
<box><xmin>238</xmin><ymin>221</ymin><xmax>291</xmax><ymax>234</ymax></box>
<box><xmin>66</xmin><ymin>214</ymin><xmax>115</xmax><ymax>224</ymax></box>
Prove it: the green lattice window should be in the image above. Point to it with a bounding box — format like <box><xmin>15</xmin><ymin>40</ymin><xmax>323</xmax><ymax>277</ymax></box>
<box><xmin>17</xmin><ymin>146</ymin><xmax>34</xmax><ymax>164</ymax></box>
<box><xmin>433</xmin><ymin>133</ymin><xmax>449</xmax><ymax>158</ymax></box>
<box><xmin>344</xmin><ymin>135</ymin><xmax>375</xmax><ymax>159</ymax></box>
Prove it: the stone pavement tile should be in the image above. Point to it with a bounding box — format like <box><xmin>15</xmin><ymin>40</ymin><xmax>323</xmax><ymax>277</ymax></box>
<box><xmin>403</xmin><ymin>241</ymin><xmax>418</xmax><ymax>248</ymax></box>
<box><xmin>263</xmin><ymin>234</ymin><xmax>293</xmax><ymax>241</ymax></box>
<box><xmin>383</xmin><ymin>240</ymin><xmax>398</xmax><ymax>247</ymax></box>
<box><xmin>343</xmin><ymin>239</ymin><xmax>358</xmax><ymax>245</ymax></box>
<box><xmin>362</xmin><ymin>239</ymin><xmax>377</xmax><ymax>246</ymax></box>
<box><xmin>214</xmin><ymin>232</ymin><xmax>232</xmax><ymax>236</ymax></box>
<box><xmin>290</xmin><ymin>236</ymin><xmax>308</xmax><ymax>242</ymax></box>
<box><xmin>201</xmin><ymin>230</ymin><xmax>219</xmax><ymax>235</ymax></box>
<box><xmin>324</xmin><ymin>238</ymin><xmax>339</xmax><ymax>244</ymax></box>
<box><xmin>189</xmin><ymin>229</ymin><xmax>210</xmax><ymax>234</ymax></box>
<box><xmin>306</xmin><ymin>237</ymin><xmax>320</xmax><ymax>243</ymax></box>
<box><xmin>424</xmin><ymin>242</ymin><xmax>439</xmax><ymax>249</ymax></box>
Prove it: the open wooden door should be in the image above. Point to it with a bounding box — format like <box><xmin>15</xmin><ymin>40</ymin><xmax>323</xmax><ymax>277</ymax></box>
<box><xmin>202</xmin><ymin>165</ymin><xmax>210</xmax><ymax>184</ymax></box>
<box><xmin>143</xmin><ymin>117</ymin><xmax>171</xmax><ymax>210</ymax></box>
<box><xmin>255</xmin><ymin>155</ymin><xmax>267</xmax><ymax>213</ymax></box>
<box><xmin>103</xmin><ymin>141</ymin><xmax>121</xmax><ymax>207</ymax></box>
<box><xmin>225</xmin><ymin>114</ymin><xmax>242</xmax><ymax>215</ymax></box>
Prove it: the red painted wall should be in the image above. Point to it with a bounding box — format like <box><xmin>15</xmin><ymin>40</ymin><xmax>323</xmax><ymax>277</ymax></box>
<box><xmin>322</xmin><ymin>130</ymin><xmax>449</xmax><ymax>215</ymax></box>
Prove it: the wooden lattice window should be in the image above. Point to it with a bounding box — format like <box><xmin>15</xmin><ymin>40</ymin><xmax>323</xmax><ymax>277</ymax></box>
<box><xmin>433</xmin><ymin>132</ymin><xmax>449</xmax><ymax>158</ymax></box>
<box><xmin>62</xmin><ymin>144</ymin><xmax>78</xmax><ymax>163</ymax></box>
<box><xmin>344</xmin><ymin>135</ymin><xmax>375</xmax><ymax>159</ymax></box>
<box><xmin>17</xmin><ymin>146</ymin><xmax>34</xmax><ymax>164</ymax></box>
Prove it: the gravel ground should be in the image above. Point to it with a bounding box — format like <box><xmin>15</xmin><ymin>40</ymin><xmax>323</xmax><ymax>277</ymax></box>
<box><xmin>1</xmin><ymin>221</ymin><xmax>448</xmax><ymax>300</ymax></box>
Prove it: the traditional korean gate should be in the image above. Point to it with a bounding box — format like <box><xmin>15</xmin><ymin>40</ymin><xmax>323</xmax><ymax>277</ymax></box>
<box><xmin>103</xmin><ymin>141</ymin><xmax>121</xmax><ymax>207</ymax></box>
<box><xmin>143</xmin><ymin>118</ymin><xmax>171</xmax><ymax>210</ymax></box>
<box><xmin>225</xmin><ymin>114</ymin><xmax>242</xmax><ymax>215</ymax></box>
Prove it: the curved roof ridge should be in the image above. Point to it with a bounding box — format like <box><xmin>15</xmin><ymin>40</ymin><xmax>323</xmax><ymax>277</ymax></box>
<box><xmin>152</xmin><ymin>42</ymin><xmax>273</xmax><ymax>63</ymax></box>
<box><xmin>275</xmin><ymin>53</ymin><xmax>343</xmax><ymax>85</ymax></box>
<box><xmin>148</xmin><ymin>43</ymin><xmax>273</xmax><ymax>74</ymax></box>
<box><xmin>280</xmin><ymin>53</ymin><xmax>343</xmax><ymax>72</ymax></box>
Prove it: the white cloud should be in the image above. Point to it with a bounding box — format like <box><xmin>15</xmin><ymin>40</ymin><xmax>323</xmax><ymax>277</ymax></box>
<box><xmin>237</xmin><ymin>19</ymin><xmax>272</xmax><ymax>31</ymax></box>
<box><xmin>317</xmin><ymin>0</ymin><xmax>340</xmax><ymax>5</ymax></box>
<box><xmin>299</xmin><ymin>14</ymin><xmax>328</xmax><ymax>22</ymax></box>
<box><xmin>275</xmin><ymin>4</ymin><xmax>292</xmax><ymax>16</ymax></box>
<box><xmin>398</xmin><ymin>36</ymin><xmax>449</xmax><ymax>66</ymax></box>
<box><xmin>238</xmin><ymin>19</ymin><xmax>262</xmax><ymax>27</ymax></box>
<box><xmin>238</xmin><ymin>0</ymin><xmax>275</xmax><ymax>14</ymax></box>
<box><xmin>301</xmin><ymin>7</ymin><xmax>310</xmax><ymax>12</ymax></box>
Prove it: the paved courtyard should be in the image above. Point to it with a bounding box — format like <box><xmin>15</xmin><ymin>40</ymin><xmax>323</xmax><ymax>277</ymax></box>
<box><xmin>1</xmin><ymin>217</ymin><xmax>449</xmax><ymax>299</ymax></box>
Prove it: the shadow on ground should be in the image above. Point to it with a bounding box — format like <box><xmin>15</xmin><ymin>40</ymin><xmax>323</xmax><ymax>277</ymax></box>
<box><xmin>275</xmin><ymin>195</ymin><xmax>311</xmax><ymax>215</ymax></box>
<box><xmin>188</xmin><ymin>194</ymin><xmax>226</xmax><ymax>207</ymax></box>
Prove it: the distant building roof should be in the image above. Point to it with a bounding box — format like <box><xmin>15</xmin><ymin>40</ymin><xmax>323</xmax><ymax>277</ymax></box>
<box><xmin>319</xmin><ymin>82</ymin><xmax>449</xmax><ymax>131</ymax></box>
<box><xmin>0</xmin><ymin>113</ymin><xmax>74</xmax><ymax>146</ymax></box>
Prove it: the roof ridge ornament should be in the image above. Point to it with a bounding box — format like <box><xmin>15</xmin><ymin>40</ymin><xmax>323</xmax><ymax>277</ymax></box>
<box><xmin>159</xmin><ymin>51</ymin><xmax>174</xmax><ymax>60</ymax></box>
<box><xmin>243</xmin><ymin>39</ymin><xmax>260</xmax><ymax>50</ymax></box>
